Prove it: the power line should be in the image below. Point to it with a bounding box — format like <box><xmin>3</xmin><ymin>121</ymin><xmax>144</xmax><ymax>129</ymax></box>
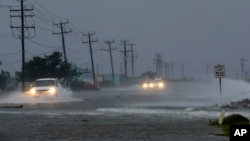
<box><xmin>0</xmin><ymin>33</ymin><xmax>13</xmax><ymax>38</ymax></box>
<box><xmin>0</xmin><ymin>4</ymin><xmax>11</xmax><ymax>8</ymax></box>
<box><xmin>0</xmin><ymin>51</ymin><xmax>21</xmax><ymax>57</ymax></box>
<box><xmin>33</xmin><ymin>0</ymin><xmax>67</xmax><ymax>20</ymax></box>
<box><xmin>28</xmin><ymin>39</ymin><xmax>61</xmax><ymax>48</ymax></box>
<box><xmin>25</xmin><ymin>48</ymin><xmax>61</xmax><ymax>59</ymax></box>
<box><xmin>34</xmin><ymin>24</ymin><xmax>53</xmax><ymax>32</ymax></box>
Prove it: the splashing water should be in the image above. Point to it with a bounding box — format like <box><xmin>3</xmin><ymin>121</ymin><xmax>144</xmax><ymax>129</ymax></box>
<box><xmin>0</xmin><ymin>78</ymin><xmax>249</xmax><ymax>106</ymax></box>
<box><xmin>122</xmin><ymin>78</ymin><xmax>250</xmax><ymax>107</ymax></box>
<box><xmin>0</xmin><ymin>88</ymin><xmax>79</xmax><ymax>104</ymax></box>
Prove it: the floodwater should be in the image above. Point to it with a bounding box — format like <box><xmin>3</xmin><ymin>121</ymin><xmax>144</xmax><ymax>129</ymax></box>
<box><xmin>0</xmin><ymin>78</ymin><xmax>249</xmax><ymax>140</ymax></box>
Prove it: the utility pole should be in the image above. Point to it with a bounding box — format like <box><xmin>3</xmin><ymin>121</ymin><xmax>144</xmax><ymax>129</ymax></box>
<box><xmin>164</xmin><ymin>63</ymin><xmax>169</xmax><ymax>80</ymax></box>
<box><xmin>53</xmin><ymin>20</ymin><xmax>71</xmax><ymax>86</ymax></box>
<box><xmin>10</xmin><ymin>0</ymin><xmax>35</xmax><ymax>92</ymax></box>
<box><xmin>160</xmin><ymin>61</ymin><xmax>164</xmax><ymax>77</ymax></box>
<box><xmin>171</xmin><ymin>63</ymin><xmax>174</xmax><ymax>80</ymax></box>
<box><xmin>241</xmin><ymin>58</ymin><xmax>246</xmax><ymax>80</ymax></box>
<box><xmin>83</xmin><ymin>32</ymin><xmax>97</xmax><ymax>84</ymax></box>
<box><xmin>154</xmin><ymin>54</ymin><xmax>163</xmax><ymax>77</ymax></box>
<box><xmin>245</xmin><ymin>71</ymin><xmax>248</xmax><ymax>80</ymax></box>
<box><xmin>104</xmin><ymin>40</ymin><xmax>116</xmax><ymax>84</ymax></box>
<box><xmin>181</xmin><ymin>63</ymin><xmax>184</xmax><ymax>80</ymax></box>
<box><xmin>120</xmin><ymin>62</ymin><xmax>123</xmax><ymax>76</ymax></box>
<box><xmin>154</xmin><ymin>54</ymin><xmax>160</xmax><ymax>76</ymax></box>
<box><xmin>120</xmin><ymin>40</ymin><xmax>129</xmax><ymax>83</ymax></box>
<box><xmin>127</xmin><ymin>43</ymin><xmax>136</xmax><ymax>78</ymax></box>
<box><xmin>155</xmin><ymin>54</ymin><xmax>159</xmax><ymax>75</ymax></box>
<box><xmin>159</xmin><ymin>56</ymin><xmax>163</xmax><ymax>77</ymax></box>
<box><xmin>206</xmin><ymin>64</ymin><xmax>209</xmax><ymax>81</ymax></box>
<box><xmin>53</xmin><ymin>20</ymin><xmax>71</xmax><ymax>64</ymax></box>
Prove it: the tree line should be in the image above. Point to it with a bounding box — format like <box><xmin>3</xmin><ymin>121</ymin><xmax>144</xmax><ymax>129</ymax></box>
<box><xmin>15</xmin><ymin>52</ymin><xmax>81</xmax><ymax>83</ymax></box>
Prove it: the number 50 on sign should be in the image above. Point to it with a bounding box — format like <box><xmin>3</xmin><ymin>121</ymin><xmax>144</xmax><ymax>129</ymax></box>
<box><xmin>214</xmin><ymin>64</ymin><xmax>225</xmax><ymax>78</ymax></box>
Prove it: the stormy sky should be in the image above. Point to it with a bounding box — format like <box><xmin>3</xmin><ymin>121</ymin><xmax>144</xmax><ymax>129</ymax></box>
<box><xmin>1</xmin><ymin>0</ymin><xmax>250</xmax><ymax>80</ymax></box>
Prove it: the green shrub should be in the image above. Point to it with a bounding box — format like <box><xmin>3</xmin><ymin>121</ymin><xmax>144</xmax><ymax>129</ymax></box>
<box><xmin>210</xmin><ymin>114</ymin><xmax>249</xmax><ymax>137</ymax></box>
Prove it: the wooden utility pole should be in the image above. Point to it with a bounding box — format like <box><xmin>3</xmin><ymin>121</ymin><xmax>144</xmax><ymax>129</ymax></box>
<box><xmin>83</xmin><ymin>32</ymin><xmax>97</xmax><ymax>84</ymax></box>
<box><xmin>154</xmin><ymin>54</ymin><xmax>162</xmax><ymax>76</ymax></box>
<box><xmin>171</xmin><ymin>63</ymin><xmax>174</xmax><ymax>80</ymax></box>
<box><xmin>181</xmin><ymin>63</ymin><xmax>184</xmax><ymax>80</ymax></box>
<box><xmin>164</xmin><ymin>63</ymin><xmax>169</xmax><ymax>79</ymax></box>
<box><xmin>241</xmin><ymin>58</ymin><xmax>246</xmax><ymax>80</ymax></box>
<box><xmin>104</xmin><ymin>40</ymin><xmax>116</xmax><ymax>84</ymax></box>
<box><xmin>128</xmin><ymin>43</ymin><xmax>136</xmax><ymax>78</ymax></box>
<box><xmin>10</xmin><ymin>0</ymin><xmax>35</xmax><ymax>92</ymax></box>
<box><xmin>53</xmin><ymin>20</ymin><xmax>71</xmax><ymax>86</ymax></box>
<box><xmin>53</xmin><ymin>21</ymin><xmax>71</xmax><ymax>63</ymax></box>
<box><xmin>121</xmin><ymin>40</ymin><xmax>129</xmax><ymax>83</ymax></box>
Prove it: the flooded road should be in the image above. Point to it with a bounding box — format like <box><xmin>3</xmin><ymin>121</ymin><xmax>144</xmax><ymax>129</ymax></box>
<box><xmin>0</xmin><ymin>79</ymin><xmax>249</xmax><ymax>141</ymax></box>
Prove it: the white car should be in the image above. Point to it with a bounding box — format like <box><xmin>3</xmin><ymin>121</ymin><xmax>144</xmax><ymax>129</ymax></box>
<box><xmin>27</xmin><ymin>78</ymin><xmax>62</xmax><ymax>97</ymax></box>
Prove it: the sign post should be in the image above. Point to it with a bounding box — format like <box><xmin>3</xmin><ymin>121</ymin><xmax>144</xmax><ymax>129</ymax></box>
<box><xmin>214</xmin><ymin>64</ymin><xmax>225</xmax><ymax>124</ymax></box>
<box><xmin>214</xmin><ymin>64</ymin><xmax>225</xmax><ymax>94</ymax></box>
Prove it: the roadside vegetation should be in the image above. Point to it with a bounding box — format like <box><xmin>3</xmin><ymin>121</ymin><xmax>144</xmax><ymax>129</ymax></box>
<box><xmin>210</xmin><ymin>114</ymin><xmax>249</xmax><ymax>137</ymax></box>
<box><xmin>15</xmin><ymin>51</ymin><xmax>81</xmax><ymax>83</ymax></box>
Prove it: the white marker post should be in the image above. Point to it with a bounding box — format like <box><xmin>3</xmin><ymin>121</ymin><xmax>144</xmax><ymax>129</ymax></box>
<box><xmin>214</xmin><ymin>64</ymin><xmax>225</xmax><ymax>125</ymax></box>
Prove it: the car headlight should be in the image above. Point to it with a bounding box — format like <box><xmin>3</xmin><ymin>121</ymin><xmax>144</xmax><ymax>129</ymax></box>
<box><xmin>142</xmin><ymin>83</ymin><xmax>148</xmax><ymax>88</ymax></box>
<box><xmin>158</xmin><ymin>82</ymin><xmax>164</xmax><ymax>88</ymax></box>
<box><xmin>30</xmin><ymin>88</ymin><xmax>36</xmax><ymax>95</ymax></box>
<box><xmin>49</xmin><ymin>87</ymin><xmax>56</xmax><ymax>95</ymax></box>
<box><xmin>149</xmin><ymin>83</ymin><xmax>154</xmax><ymax>88</ymax></box>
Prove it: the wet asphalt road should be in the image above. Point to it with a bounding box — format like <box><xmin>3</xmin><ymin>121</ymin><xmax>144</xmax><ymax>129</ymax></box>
<box><xmin>0</xmin><ymin>82</ymin><xmax>236</xmax><ymax>141</ymax></box>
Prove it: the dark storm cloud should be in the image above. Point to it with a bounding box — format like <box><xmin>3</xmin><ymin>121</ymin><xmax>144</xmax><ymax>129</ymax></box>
<box><xmin>1</xmin><ymin>0</ymin><xmax>250</xmax><ymax>79</ymax></box>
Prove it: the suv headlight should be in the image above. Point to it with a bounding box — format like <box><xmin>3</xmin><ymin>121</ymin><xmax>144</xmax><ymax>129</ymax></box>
<box><xmin>30</xmin><ymin>88</ymin><xmax>36</xmax><ymax>95</ymax></box>
<box><xmin>142</xmin><ymin>83</ymin><xmax>148</xmax><ymax>88</ymax></box>
<box><xmin>149</xmin><ymin>83</ymin><xmax>154</xmax><ymax>88</ymax></box>
<box><xmin>49</xmin><ymin>87</ymin><xmax>56</xmax><ymax>95</ymax></box>
<box><xmin>158</xmin><ymin>82</ymin><xmax>164</xmax><ymax>88</ymax></box>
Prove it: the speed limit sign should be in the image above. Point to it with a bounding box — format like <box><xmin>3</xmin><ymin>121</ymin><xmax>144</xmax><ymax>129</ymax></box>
<box><xmin>214</xmin><ymin>64</ymin><xmax>225</xmax><ymax>78</ymax></box>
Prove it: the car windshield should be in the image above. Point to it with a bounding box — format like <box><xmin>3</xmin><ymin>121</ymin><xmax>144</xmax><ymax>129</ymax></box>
<box><xmin>34</xmin><ymin>80</ymin><xmax>55</xmax><ymax>87</ymax></box>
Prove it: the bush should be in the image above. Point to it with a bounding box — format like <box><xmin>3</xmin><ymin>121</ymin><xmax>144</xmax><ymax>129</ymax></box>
<box><xmin>210</xmin><ymin>114</ymin><xmax>249</xmax><ymax>137</ymax></box>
